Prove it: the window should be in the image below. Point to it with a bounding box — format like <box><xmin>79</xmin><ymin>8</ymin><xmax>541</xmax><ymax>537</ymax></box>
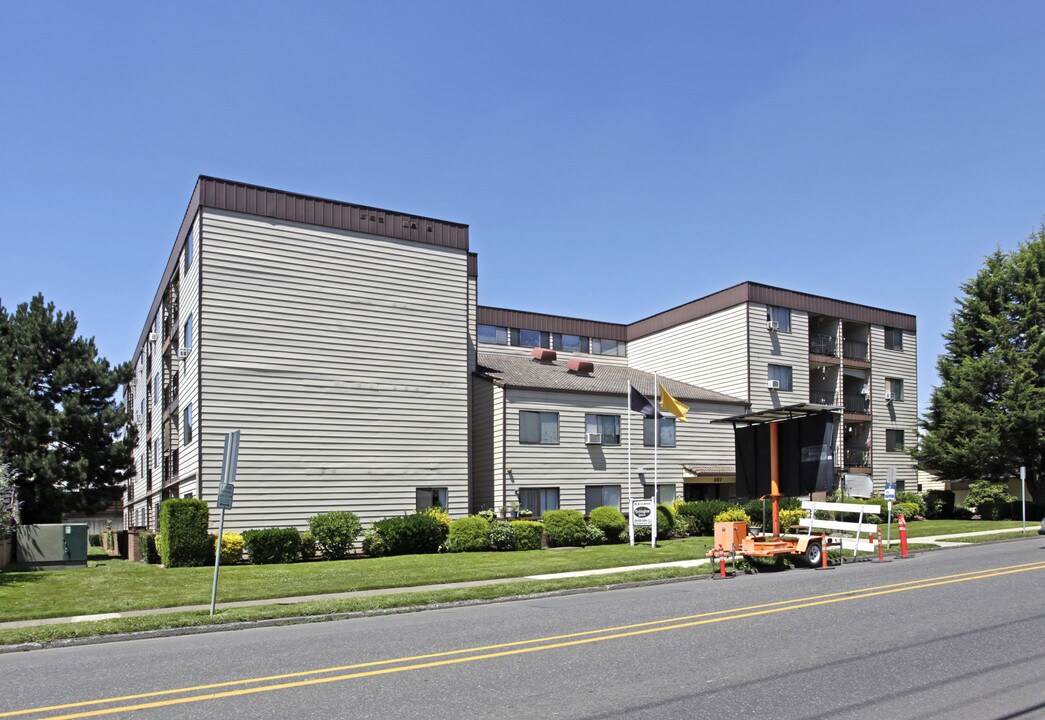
<box><xmin>886</xmin><ymin>429</ymin><xmax>905</xmax><ymax>452</ymax></box>
<box><xmin>184</xmin><ymin>230</ymin><xmax>193</xmax><ymax>271</ymax></box>
<box><xmin>768</xmin><ymin>364</ymin><xmax>793</xmax><ymax>391</ymax></box>
<box><xmin>553</xmin><ymin>333</ymin><xmax>589</xmax><ymax>353</ymax></box>
<box><xmin>511</xmin><ymin>328</ymin><xmax>550</xmax><ymax>348</ymax></box>
<box><xmin>585</xmin><ymin>414</ymin><xmax>621</xmax><ymax>445</ymax></box>
<box><xmin>767</xmin><ymin>306</ymin><xmax>791</xmax><ymax>332</ymax></box>
<box><xmin>478</xmin><ymin>324</ymin><xmax>508</xmax><ymax>345</ymax></box>
<box><xmin>585</xmin><ymin>485</ymin><xmax>621</xmax><ymax>514</ymax></box>
<box><xmin>416</xmin><ymin>487</ymin><xmax>448</xmax><ymax>510</ymax></box>
<box><xmin>139</xmin><ymin>398</ymin><xmax>146</xmax><ymax>420</ymax></box>
<box><xmin>520</xmin><ymin>411</ymin><xmax>559</xmax><ymax>444</ymax></box>
<box><xmin>885</xmin><ymin>328</ymin><xmax>904</xmax><ymax>350</ymax></box>
<box><xmin>183</xmin><ymin>313</ymin><xmax>193</xmax><ymax>351</ymax></box>
<box><xmin>644</xmin><ymin>484</ymin><xmax>677</xmax><ymax>504</ymax></box>
<box><xmin>885</xmin><ymin>378</ymin><xmax>904</xmax><ymax>402</ymax></box>
<box><xmin>154</xmin><ymin>437</ymin><xmax>161</xmax><ymax>465</ymax></box>
<box><xmin>519</xmin><ymin>487</ymin><xmax>559</xmax><ymax>516</ymax></box>
<box><xmin>591</xmin><ymin>338</ymin><xmax>625</xmax><ymax>356</ymax></box>
<box><xmin>184</xmin><ymin>403</ymin><xmax>193</xmax><ymax>444</ymax></box>
<box><xmin>643</xmin><ymin>417</ymin><xmax>676</xmax><ymax>447</ymax></box>
<box><xmin>153</xmin><ymin>373</ymin><xmax>161</xmax><ymax>404</ymax></box>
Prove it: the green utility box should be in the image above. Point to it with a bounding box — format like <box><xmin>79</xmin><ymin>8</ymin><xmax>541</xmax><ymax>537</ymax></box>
<box><xmin>15</xmin><ymin>524</ymin><xmax>89</xmax><ymax>570</ymax></box>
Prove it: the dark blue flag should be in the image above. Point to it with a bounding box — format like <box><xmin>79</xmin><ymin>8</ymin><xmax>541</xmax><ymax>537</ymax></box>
<box><xmin>629</xmin><ymin>385</ymin><xmax>661</xmax><ymax>417</ymax></box>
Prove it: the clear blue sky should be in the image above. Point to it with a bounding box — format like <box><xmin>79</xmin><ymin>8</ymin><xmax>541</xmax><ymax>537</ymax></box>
<box><xmin>2</xmin><ymin>2</ymin><xmax>1044</xmax><ymax>416</ymax></box>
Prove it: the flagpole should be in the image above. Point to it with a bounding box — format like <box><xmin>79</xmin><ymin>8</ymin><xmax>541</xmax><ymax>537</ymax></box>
<box><xmin>653</xmin><ymin>373</ymin><xmax>659</xmax><ymax>549</ymax></box>
<box><xmin>627</xmin><ymin>380</ymin><xmax>634</xmax><ymax>546</ymax></box>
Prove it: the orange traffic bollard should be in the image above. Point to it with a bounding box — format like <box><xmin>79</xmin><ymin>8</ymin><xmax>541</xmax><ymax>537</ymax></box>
<box><xmin>876</xmin><ymin>530</ymin><xmax>889</xmax><ymax>563</ymax></box>
<box><xmin>898</xmin><ymin>513</ymin><xmax>910</xmax><ymax>559</ymax></box>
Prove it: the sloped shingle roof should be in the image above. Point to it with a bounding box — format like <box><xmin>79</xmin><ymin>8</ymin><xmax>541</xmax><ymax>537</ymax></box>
<box><xmin>475</xmin><ymin>352</ymin><xmax>746</xmax><ymax>406</ymax></box>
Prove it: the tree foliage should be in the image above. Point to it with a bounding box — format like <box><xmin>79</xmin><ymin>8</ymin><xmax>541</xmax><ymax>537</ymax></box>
<box><xmin>914</xmin><ymin>228</ymin><xmax>1045</xmax><ymax>500</ymax></box>
<box><xmin>0</xmin><ymin>294</ymin><xmax>134</xmax><ymax>523</ymax></box>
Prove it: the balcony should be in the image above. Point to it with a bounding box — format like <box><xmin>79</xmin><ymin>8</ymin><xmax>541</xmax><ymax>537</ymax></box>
<box><xmin>809</xmin><ymin>334</ymin><xmax>837</xmax><ymax>356</ymax></box>
<box><xmin>843</xmin><ymin>339</ymin><xmax>868</xmax><ymax>361</ymax></box>
<box><xmin>809</xmin><ymin>390</ymin><xmax>836</xmax><ymax>406</ymax></box>
<box><xmin>844</xmin><ymin>448</ymin><xmax>870</xmax><ymax>467</ymax></box>
<box><xmin>843</xmin><ymin>393</ymin><xmax>870</xmax><ymax>414</ymax></box>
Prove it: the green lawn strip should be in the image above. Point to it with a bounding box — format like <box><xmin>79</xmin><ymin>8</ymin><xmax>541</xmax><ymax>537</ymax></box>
<box><xmin>0</xmin><ymin>537</ymin><xmax>714</xmax><ymax>622</ymax></box>
<box><xmin>942</xmin><ymin>531</ymin><xmax>1040</xmax><ymax>544</ymax></box>
<box><xmin>899</xmin><ymin>520</ymin><xmax>1024</xmax><ymax>538</ymax></box>
<box><xmin>0</xmin><ymin>565</ymin><xmax>711</xmax><ymax>647</ymax></box>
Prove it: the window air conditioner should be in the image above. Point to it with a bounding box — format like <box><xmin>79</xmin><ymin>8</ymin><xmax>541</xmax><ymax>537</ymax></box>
<box><xmin>148</xmin><ymin>332</ymin><xmax>157</xmax><ymax>342</ymax></box>
<box><xmin>767</xmin><ymin>320</ymin><xmax>779</xmax><ymax>331</ymax></box>
<box><xmin>885</xmin><ymin>392</ymin><xmax>895</xmax><ymax>402</ymax></box>
<box><xmin>767</xmin><ymin>379</ymin><xmax>781</xmax><ymax>390</ymax></box>
<box><xmin>585</xmin><ymin>432</ymin><xmax>603</xmax><ymax>445</ymax></box>
<box><xmin>177</xmin><ymin>347</ymin><xmax>189</xmax><ymax>359</ymax></box>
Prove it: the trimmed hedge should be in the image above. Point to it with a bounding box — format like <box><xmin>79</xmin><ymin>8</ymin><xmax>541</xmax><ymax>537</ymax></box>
<box><xmin>158</xmin><ymin>499</ymin><xmax>211</xmax><ymax>567</ymax></box>
<box><xmin>308</xmin><ymin>511</ymin><xmax>362</xmax><ymax>560</ymax></box>
<box><xmin>511</xmin><ymin>520</ymin><xmax>544</xmax><ymax>550</ymax></box>
<box><xmin>215</xmin><ymin>532</ymin><xmax>244</xmax><ymax>565</ymax></box>
<box><xmin>139</xmin><ymin>531</ymin><xmax>161</xmax><ymax>564</ymax></box>
<box><xmin>88</xmin><ymin>533</ymin><xmax>102</xmax><ymax>547</ymax></box>
<box><xmin>373</xmin><ymin>513</ymin><xmax>447</xmax><ymax>555</ymax></box>
<box><xmin>588</xmin><ymin>506</ymin><xmax>627</xmax><ymax>538</ymax></box>
<box><xmin>300</xmin><ymin>532</ymin><xmax>318</xmax><ymax>561</ymax></box>
<box><xmin>543</xmin><ymin>509</ymin><xmax>587</xmax><ymax>547</ymax></box>
<box><xmin>242</xmin><ymin>528</ymin><xmax>302</xmax><ymax>564</ymax></box>
<box><xmin>656</xmin><ymin>504</ymin><xmax>674</xmax><ymax>540</ymax></box>
<box><xmin>678</xmin><ymin>500</ymin><xmax>732</xmax><ymax>536</ymax></box>
<box><xmin>447</xmin><ymin>515</ymin><xmax>492</xmax><ymax>552</ymax></box>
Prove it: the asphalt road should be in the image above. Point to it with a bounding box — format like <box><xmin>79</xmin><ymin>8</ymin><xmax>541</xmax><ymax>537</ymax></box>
<box><xmin>4</xmin><ymin>538</ymin><xmax>1044</xmax><ymax>720</ymax></box>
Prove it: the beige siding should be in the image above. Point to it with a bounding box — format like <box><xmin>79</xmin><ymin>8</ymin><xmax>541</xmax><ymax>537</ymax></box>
<box><xmin>748</xmin><ymin>304</ymin><xmax>809</xmax><ymax>411</ymax></box>
<box><xmin>199</xmin><ymin>209</ymin><xmax>470</xmax><ymax>532</ymax></box>
<box><xmin>870</xmin><ymin>325</ymin><xmax>918</xmax><ymax>491</ymax></box>
<box><xmin>177</xmin><ymin>213</ymin><xmax>201</xmax><ymax>494</ymax></box>
<box><xmin>502</xmin><ymin>389</ymin><xmax>738</xmax><ymax>514</ymax></box>
<box><xmin>628</xmin><ymin>304</ymin><xmax>749</xmax><ymax>400</ymax></box>
<box><xmin>470</xmin><ymin>377</ymin><xmax>501</xmax><ymax>512</ymax></box>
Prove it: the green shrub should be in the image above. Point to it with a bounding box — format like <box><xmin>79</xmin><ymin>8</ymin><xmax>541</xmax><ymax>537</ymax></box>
<box><xmin>893</xmin><ymin>501</ymin><xmax>921</xmax><ymax>520</ymax></box>
<box><xmin>215</xmin><ymin>532</ymin><xmax>244</xmax><ymax>564</ymax></box>
<box><xmin>924</xmin><ymin>490</ymin><xmax>955</xmax><ymax>519</ymax></box>
<box><xmin>966</xmin><ymin>480</ymin><xmax>1017</xmax><ymax>520</ymax></box>
<box><xmin>300</xmin><ymin>532</ymin><xmax>318</xmax><ymax>560</ymax></box>
<box><xmin>307</xmin><ymin>511</ymin><xmax>362</xmax><ymax>560</ymax></box>
<box><xmin>242</xmin><ymin>528</ymin><xmax>301</xmax><ymax>564</ymax></box>
<box><xmin>585</xmin><ymin>525</ymin><xmax>607</xmax><ymax>546</ymax></box>
<box><xmin>896</xmin><ymin>491</ymin><xmax>927</xmax><ymax>517</ymax></box>
<box><xmin>952</xmin><ymin>506</ymin><xmax>974</xmax><ymax>520</ymax></box>
<box><xmin>139</xmin><ymin>531</ymin><xmax>161</xmax><ymax>564</ymax></box>
<box><xmin>1007</xmin><ymin>501</ymin><xmax>1045</xmax><ymax>521</ymax></box>
<box><xmin>158</xmin><ymin>498</ymin><xmax>211</xmax><ymax>567</ymax></box>
<box><xmin>778</xmin><ymin>508</ymin><xmax>806</xmax><ymax>532</ymax></box>
<box><xmin>420</xmin><ymin>506</ymin><xmax>452</xmax><ymax>533</ymax></box>
<box><xmin>588</xmin><ymin>506</ymin><xmax>627</xmax><ymax>538</ymax></box>
<box><xmin>88</xmin><ymin>533</ymin><xmax>102</xmax><ymax>547</ymax></box>
<box><xmin>543</xmin><ymin>509</ymin><xmax>587</xmax><ymax>547</ymax></box>
<box><xmin>633</xmin><ymin>525</ymin><xmax>652</xmax><ymax>542</ymax></box>
<box><xmin>677</xmin><ymin>500</ymin><xmax>732</xmax><ymax>536</ymax></box>
<box><xmin>713</xmin><ymin>507</ymin><xmax>751</xmax><ymax>524</ymax></box>
<box><xmin>656</xmin><ymin>504</ymin><xmax>675</xmax><ymax>540</ymax></box>
<box><xmin>489</xmin><ymin>521</ymin><xmax>516</xmax><ymax>551</ymax></box>
<box><xmin>447</xmin><ymin>515</ymin><xmax>492</xmax><ymax>552</ymax></box>
<box><xmin>361</xmin><ymin>528</ymin><xmax>386</xmax><ymax>557</ymax></box>
<box><xmin>510</xmin><ymin>520</ymin><xmax>544</xmax><ymax>550</ymax></box>
<box><xmin>477</xmin><ymin>508</ymin><xmax>496</xmax><ymax>522</ymax></box>
<box><xmin>373</xmin><ymin>513</ymin><xmax>447</xmax><ymax>555</ymax></box>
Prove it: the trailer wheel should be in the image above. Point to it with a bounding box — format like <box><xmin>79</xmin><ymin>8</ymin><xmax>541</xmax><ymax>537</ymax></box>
<box><xmin>803</xmin><ymin>541</ymin><xmax>823</xmax><ymax>568</ymax></box>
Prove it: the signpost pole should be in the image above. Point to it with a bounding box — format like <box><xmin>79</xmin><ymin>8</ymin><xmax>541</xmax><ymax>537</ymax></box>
<box><xmin>209</xmin><ymin>508</ymin><xmax>226</xmax><ymax>616</ymax></box>
<box><xmin>885</xmin><ymin>467</ymin><xmax>896</xmax><ymax>549</ymax></box>
<box><xmin>209</xmin><ymin>431</ymin><xmax>241</xmax><ymax>616</ymax></box>
<box><xmin>1020</xmin><ymin>466</ymin><xmax>1027</xmax><ymax>533</ymax></box>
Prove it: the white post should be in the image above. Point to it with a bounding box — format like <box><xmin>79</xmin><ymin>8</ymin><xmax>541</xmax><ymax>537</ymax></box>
<box><xmin>1021</xmin><ymin>466</ymin><xmax>1027</xmax><ymax>532</ymax></box>
<box><xmin>627</xmin><ymin>381</ymin><xmax>634</xmax><ymax>546</ymax></box>
<box><xmin>652</xmin><ymin>373</ymin><xmax>659</xmax><ymax>549</ymax></box>
<box><xmin>887</xmin><ymin>500</ymin><xmax>893</xmax><ymax>549</ymax></box>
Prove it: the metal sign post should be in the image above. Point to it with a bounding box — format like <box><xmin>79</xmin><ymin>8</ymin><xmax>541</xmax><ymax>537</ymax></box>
<box><xmin>1020</xmin><ymin>466</ymin><xmax>1027</xmax><ymax>532</ymax></box>
<box><xmin>210</xmin><ymin>431</ymin><xmax>241</xmax><ymax>616</ymax></box>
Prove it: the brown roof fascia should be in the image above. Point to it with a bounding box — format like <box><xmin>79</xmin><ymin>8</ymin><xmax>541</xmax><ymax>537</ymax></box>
<box><xmin>627</xmin><ymin>281</ymin><xmax>916</xmax><ymax>340</ymax></box>
<box><xmin>467</xmin><ymin>252</ymin><xmax>478</xmax><ymax>278</ymax></box>
<box><xmin>477</xmin><ymin>306</ymin><xmax>628</xmax><ymax>341</ymax></box>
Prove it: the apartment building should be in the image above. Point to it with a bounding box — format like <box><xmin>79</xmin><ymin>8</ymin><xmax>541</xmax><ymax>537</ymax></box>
<box><xmin>125</xmin><ymin>177</ymin><xmax>916</xmax><ymax>531</ymax></box>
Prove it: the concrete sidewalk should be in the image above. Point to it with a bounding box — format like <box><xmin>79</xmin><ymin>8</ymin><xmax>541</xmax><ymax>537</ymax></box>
<box><xmin>2</xmin><ymin>526</ymin><xmax>1034</xmax><ymax>632</ymax></box>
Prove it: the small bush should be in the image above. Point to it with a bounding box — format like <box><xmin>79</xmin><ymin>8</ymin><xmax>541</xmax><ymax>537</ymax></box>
<box><xmin>300</xmin><ymin>532</ymin><xmax>318</xmax><ymax>561</ymax></box>
<box><xmin>778</xmin><ymin>508</ymin><xmax>806</xmax><ymax>532</ymax></box>
<box><xmin>361</xmin><ymin>528</ymin><xmax>386</xmax><ymax>557</ymax></box>
<box><xmin>242</xmin><ymin>528</ymin><xmax>301</xmax><ymax>564</ymax></box>
<box><xmin>477</xmin><ymin>508</ymin><xmax>496</xmax><ymax>522</ymax></box>
<box><xmin>924</xmin><ymin>490</ymin><xmax>955</xmax><ymax>519</ymax></box>
<box><xmin>158</xmin><ymin>498</ymin><xmax>211</xmax><ymax>567</ymax></box>
<box><xmin>421</xmin><ymin>506</ymin><xmax>452</xmax><ymax>532</ymax></box>
<box><xmin>447</xmin><ymin>515</ymin><xmax>492</xmax><ymax>552</ymax></box>
<box><xmin>89</xmin><ymin>533</ymin><xmax>102</xmax><ymax>547</ymax></box>
<box><xmin>215</xmin><ymin>532</ymin><xmax>244</xmax><ymax>565</ymax></box>
<box><xmin>510</xmin><ymin>520</ymin><xmax>544</xmax><ymax>550</ymax></box>
<box><xmin>139</xmin><ymin>531</ymin><xmax>161</xmax><ymax>564</ymax></box>
<box><xmin>373</xmin><ymin>513</ymin><xmax>447</xmax><ymax>555</ymax></box>
<box><xmin>633</xmin><ymin>525</ymin><xmax>652</xmax><ymax>542</ymax></box>
<box><xmin>588</xmin><ymin>506</ymin><xmax>627</xmax><ymax>538</ymax></box>
<box><xmin>308</xmin><ymin>511</ymin><xmax>362</xmax><ymax>560</ymax></box>
<box><xmin>893</xmin><ymin>501</ymin><xmax>921</xmax><ymax>520</ymax></box>
<box><xmin>677</xmin><ymin>500</ymin><xmax>732</xmax><ymax>536</ymax></box>
<box><xmin>714</xmin><ymin>508</ymin><xmax>751</xmax><ymax>524</ymax></box>
<box><xmin>896</xmin><ymin>492</ymin><xmax>927</xmax><ymax>517</ymax></box>
<box><xmin>952</xmin><ymin>506</ymin><xmax>974</xmax><ymax>520</ymax></box>
<box><xmin>1007</xmin><ymin>501</ymin><xmax>1045</xmax><ymax>521</ymax></box>
<box><xmin>966</xmin><ymin>481</ymin><xmax>1017</xmax><ymax>519</ymax></box>
<box><xmin>585</xmin><ymin>525</ymin><xmax>607</xmax><ymax>546</ymax></box>
<box><xmin>656</xmin><ymin>504</ymin><xmax>675</xmax><ymax>539</ymax></box>
<box><xmin>489</xmin><ymin>521</ymin><xmax>516</xmax><ymax>550</ymax></box>
<box><xmin>543</xmin><ymin>509</ymin><xmax>587</xmax><ymax>547</ymax></box>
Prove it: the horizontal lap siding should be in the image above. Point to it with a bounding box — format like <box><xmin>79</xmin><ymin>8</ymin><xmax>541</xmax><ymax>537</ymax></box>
<box><xmin>502</xmin><ymin>389</ymin><xmax>738</xmax><ymax>513</ymax></box>
<box><xmin>200</xmin><ymin>209</ymin><xmax>469</xmax><ymax>532</ymax></box>
<box><xmin>627</xmin><ymin>304</ymin><xmax>749</xmax><ymax>400</ymax></box>
<box><xmin>470</xmin><ymin>378</ymin><xmax>500</xmax><ymax>512</ymax></box>
<box><xmin>870</xmin><ymin>326</ymin><xmax>918</xmax><ymax>492</ymax></box>
<box><xmin>179</xmin><ymin>214</ymin><xmax>201</xmax><ymax>493</ymax></box>
<box><xmin>749</xmin><ymin>304</ymin><xmax>809</xmax><ymax>411</ymax></box>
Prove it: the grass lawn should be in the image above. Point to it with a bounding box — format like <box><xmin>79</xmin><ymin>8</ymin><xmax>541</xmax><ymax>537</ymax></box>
<box><xmin>945</xmin><ymin>530</ymin><xmax>1041</xmax><ymax>543</ymax></box>
<box><xmin>0</xmin><ymin>537</ymin><xmax>714</xmax><ymax>623</ymax></box>
<box><xmin>899</xmin><ymin>520</ymin><xmax>1025</xmax><ymax>538</ymax></box>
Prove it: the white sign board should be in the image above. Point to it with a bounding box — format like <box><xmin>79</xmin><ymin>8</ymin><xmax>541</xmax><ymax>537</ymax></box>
<box><xmin>217</xmin><ymin>483</ymin><xmax>235</xmax><ymax>510</ymax></box>
<box><xmin>845</xmin><ymin>473</ymin><xmax>874</xmax><ymax>499</ymax></box>
<box><xmin>631</xmin><ymin>500</ymin><xmax>655</xmax><ymax>527</ymax></box>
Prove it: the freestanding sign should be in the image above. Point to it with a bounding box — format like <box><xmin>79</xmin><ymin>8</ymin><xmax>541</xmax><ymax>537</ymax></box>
<box><xmin>210</xmin><ymin>431</ymin><xmax>241</xmax><ymax>615</ymax></box>
<box><xmin>631</xmin><ymin>500</ymin><xmax>654</xmax><ymax>526</ymax></box>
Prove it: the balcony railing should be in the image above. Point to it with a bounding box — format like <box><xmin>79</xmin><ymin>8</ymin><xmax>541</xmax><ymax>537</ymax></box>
<box><xmin>810</xmin><ymin>390</ymin><xmax>836</xmax><ymax>405</ymax></box>
<box><xmin>843</xmin><ymin>339</ymin><xmax>868</xmax><ymax>361</ymax></box>
<box><xmin>844</xmin><ymin>393</ymin><xmax>870</xmax><ymax>413</ymax></box>
<box><xmin>844</xmin><ymin>448</ymin><xmax>870</xmax><ymax>467</ymax></box>
<box><xmin>809</xmin><ymin>334</ymin><xmax>837</xmax><ymax>356</ymax></box>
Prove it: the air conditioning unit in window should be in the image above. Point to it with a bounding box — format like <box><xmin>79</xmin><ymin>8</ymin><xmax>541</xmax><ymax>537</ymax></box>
<box><xmin>885</xmin><ymin>392</ymin><xmax>895</xmax><ymax>402</ymax></box>
<box><xmin>148</xmin><ymin>332</ymin><xmax>157</xmax><ymax>342</ymax></box>
<box><xmin>177</xmin><ymin>347</ymin><xmax>189</xmax><ymax>359</ymax></box>
<box><xmin>767</xmin><ymin>320</ymin><xmax>779</xmax><ymax>331</ymax></box>
<box><xmin>767</xmin><ymin>379</ymin><xmax>781</xmax><ymax>390</ymax></box>
<box><xmin>585</xmin><ymin>432</ymin><xmax>603</xmax><ymax>445</ymax></box>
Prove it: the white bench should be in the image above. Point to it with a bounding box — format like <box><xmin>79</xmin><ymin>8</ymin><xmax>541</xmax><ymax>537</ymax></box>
<box><xmin>797</xmin><ymin>500</ymin><xmax>883</xmax><ymax>559</ymax></box>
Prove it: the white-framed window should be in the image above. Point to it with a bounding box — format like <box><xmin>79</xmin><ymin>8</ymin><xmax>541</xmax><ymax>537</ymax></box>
<box><xmin>184</xmin><ymin>403</ymin><xmax>193</xmax><ymax>445</ymax></box>
<box><xmin>644</xmin><ymin>484</ymin><xmax>677</xmax><ymax>504</ymax></box>
<box><xmin>886</xmin><ymin>429</ymin><xmax>905</xmax><ymax>452</ymax></box>
<box><xmin>518</xmin><ymin>487</ymin><xmax>559</xmax><ymax>516</ymax></box>
<box><xmin>511</xmin><ymin>328</ymin><xmax>550</xmax><ymax>348</ymax></box>
<box><xmin>585</xmin><ymin>485</ymin><xmax>621</xmax><ymax>514</ymax></box>
<box><xmin>769</xmin><ymin>364</ymin><xmax>793</xmax><ymax>391</ymax></box>
<box><xmin>885</xmin><ymin>327</ymin><xmax>904</xmax><ymax>350</ymax></box>
<box><xmin>767</xmin><ymin>306</ymin><xmax>791</xmax><ymax>332</ymax></box>
<box><xmin>520</xmin><ymin>411</ymin><xmax>559</xmax><ymax>444</ymax></box>
<box><xmin>584</xmin><ymin>414</ymin><xmax>621</xmax><ymax>445</ymax></box>
<box><xmin>183</xmin><ymin>313</ymin><xmax>193</xmax><ymax>351</ymax></box>
<box><xmin>553</xmin><ymin>333</ymin><xmax>589</xmax><ymax>353</ymax></box>
<box><xmin>885</xmin><ymin>377</ymin><xmax>904</xmax><ymax>402</ymax></box>
<box><xmin>477</xmin><ymin>324</ymin><xmax>508</xmax><ymax>345</ymax></box>
<box><xmin>643</xmin><ymin>417</ymin><xmax>676</xmax><ymax>447</ymax></box>
<box><xmin>416</xmin><ymin>487</ymin><xmax>448</xmax><ymax>510</ymax></box>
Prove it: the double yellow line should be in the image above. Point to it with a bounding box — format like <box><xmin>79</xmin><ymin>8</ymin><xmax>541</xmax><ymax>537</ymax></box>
<box><xmin>7</xmin><ymin>560</ymin><xmax>1045</xmax><ymax>720</ymax></box>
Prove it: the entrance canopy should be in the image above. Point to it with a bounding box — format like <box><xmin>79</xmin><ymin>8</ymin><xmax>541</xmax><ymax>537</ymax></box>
<box><xmin>711</xmin><ymin>402</ymin><xmax>841</xmax><ymax>426</ymax></box>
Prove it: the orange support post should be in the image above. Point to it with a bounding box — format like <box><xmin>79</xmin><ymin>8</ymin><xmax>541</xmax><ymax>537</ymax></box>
<box><xmin>769</xmin><ymin>421</ymin><xmax>780</xmax><ymax>538</ymax></box>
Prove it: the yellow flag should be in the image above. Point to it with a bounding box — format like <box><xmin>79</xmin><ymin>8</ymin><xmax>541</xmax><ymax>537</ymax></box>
<box><xmin>659</xmin><ymin>383</ymin><xmax>689</xmax><ymax>422</ymax></box>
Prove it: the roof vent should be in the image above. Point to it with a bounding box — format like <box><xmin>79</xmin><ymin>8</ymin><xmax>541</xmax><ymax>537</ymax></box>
<box><xmin>566</xmin><ymin>357</ymin><xmax>595</xmax><ymax>374</ymax></box>
<box><xmin>531</xmin><ymin>347</ymin><xmax>557</xmax><ymax>362</ymax></box>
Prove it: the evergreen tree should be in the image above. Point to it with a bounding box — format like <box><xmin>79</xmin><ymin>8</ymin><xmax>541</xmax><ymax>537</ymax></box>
<box><xmin>0</xmin><ymin>294</ymin><xmax>134</xmax><ymax>523</ymax></box>
<box><xmin>915</xmin><ymin>228</ymin><xmax>1045</xmax><ymax>500</ymax></box>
